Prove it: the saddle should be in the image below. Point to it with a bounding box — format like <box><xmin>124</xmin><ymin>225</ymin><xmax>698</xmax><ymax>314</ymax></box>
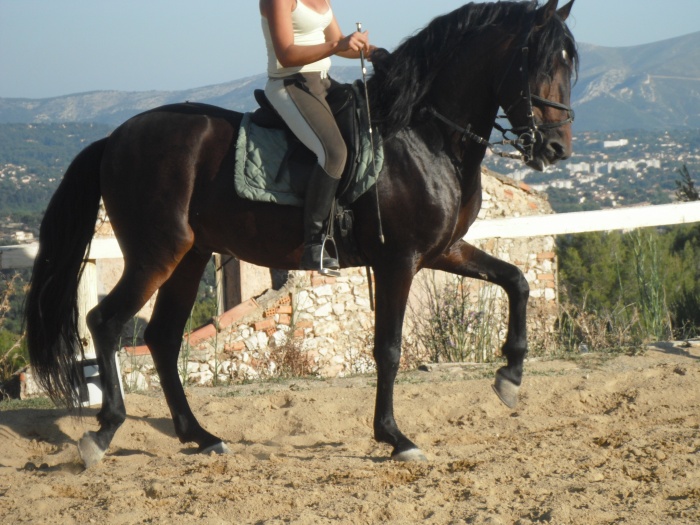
<box><xmin>234</xmin><ymin>79</ymin><xmax>382</xmax><ymax>208</ymax></box>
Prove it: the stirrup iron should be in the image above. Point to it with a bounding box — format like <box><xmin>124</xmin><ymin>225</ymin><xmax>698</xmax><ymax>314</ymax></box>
<box><xmin>319</xmin><ymin>234</ymin><xmax>340</xmax><ymax>277</ymax></box>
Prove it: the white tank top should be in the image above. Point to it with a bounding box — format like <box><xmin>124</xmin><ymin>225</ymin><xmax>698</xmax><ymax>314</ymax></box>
<box><xmin>262</xmin><ymin>0</ymin><xmax>333</xmax><ymax>78</ymax></box>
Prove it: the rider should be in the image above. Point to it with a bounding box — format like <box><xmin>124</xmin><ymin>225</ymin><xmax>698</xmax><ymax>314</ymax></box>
<box><xmin>260</xmin><ymin>0</ymin><xmax>373</xmax><ymax>272</ymax></box>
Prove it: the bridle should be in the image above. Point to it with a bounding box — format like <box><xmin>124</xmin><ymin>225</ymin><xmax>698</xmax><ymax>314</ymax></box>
<box><xmin>428</xmin><ymin>22</ymin><xmax>575</xmax><ymax>164</ymax></box>
<box><xmin>497</xmin><ymin>46</ymin><xmax>575</xmax><ymax>162</ymax></box>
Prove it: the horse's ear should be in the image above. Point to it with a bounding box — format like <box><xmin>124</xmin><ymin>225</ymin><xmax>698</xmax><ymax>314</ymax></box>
<box><xmin>535</xmin><ymin>0</ymin><xmax>559</xmax><ymax>27</ymax></box>
<box><xmin>557</xmin><ymin>0</ymin><xmax>574</xmax><ymax>22</ymax></box>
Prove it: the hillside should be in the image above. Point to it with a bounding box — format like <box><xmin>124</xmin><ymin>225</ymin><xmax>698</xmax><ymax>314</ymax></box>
<box><xmin>0</xmin><ymin>68</ymin><xmax>361</xmax><ymax>127</ymax></box>
<box><xmin>0</xmin><ymin>123</ymin><xmax>112</xmax><ymax>242</ymax></box>
<box><xmin>2</xmin><ymin>33</ymin><xmax>700</xmax><ymax>131</ymax></box>
<box><xmin>0</xmin><ymin>76</ymin><xmax>262</xmax><ymax>126</ymax></box>
<box><xmin>571</xmin><ymin>32</ymin><xmax>700</xmax><ymax>130</ymax></box>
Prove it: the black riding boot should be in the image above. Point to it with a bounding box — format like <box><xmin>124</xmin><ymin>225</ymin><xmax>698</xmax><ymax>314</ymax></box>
<box><xmin>301</xmin><ymin>165</ymin><xmax>341</xmax><ymax>272</ymax></box>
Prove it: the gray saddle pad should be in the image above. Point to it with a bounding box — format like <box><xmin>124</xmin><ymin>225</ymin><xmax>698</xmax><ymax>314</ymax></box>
<box><xmin>234</xmin><ymin>107</ymin><xmax>383</xmax><ymax>207</ymax></box>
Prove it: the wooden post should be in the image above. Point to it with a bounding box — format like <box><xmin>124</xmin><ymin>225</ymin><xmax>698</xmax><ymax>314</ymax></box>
<box><xmin>215</xmin><ymin>254</ymin><xmax>243</xmax><ymax>314</ymax></box>
<box><xmin>77</xmin><ymin>259</ymin><xmax>97</xmax><ymax>358</ymax></box>
<box><xmin>215</xmin><ymin>254</ymin><xmax>224</xmax><ymax>316</ymax></box>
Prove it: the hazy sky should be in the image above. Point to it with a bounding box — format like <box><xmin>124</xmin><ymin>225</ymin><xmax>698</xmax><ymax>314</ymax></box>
<box><xmin>1</xmin><ymin>0</ymin><xmax>699</xmax><ymax>99</ymax></box>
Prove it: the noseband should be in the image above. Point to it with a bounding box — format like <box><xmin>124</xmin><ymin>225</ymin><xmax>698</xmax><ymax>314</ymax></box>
<box><xmin>428</xmin><ymin>38</ymin><xmax>575</xmax><ymax>163</ymax></box>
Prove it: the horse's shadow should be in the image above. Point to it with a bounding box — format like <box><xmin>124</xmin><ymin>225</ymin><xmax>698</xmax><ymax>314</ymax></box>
<box><xmin>0</xmin><ymin>406</ymin><xmax>177</xmax><ymax>463</ymax></box>
<box><xmin>647</xmin><ymin>341</ymin><xmax>700</xmax><ymax>361</ymax></box>
<box><xmin>126</xmin><ymin>413</ymin><xmax>177</xmax><ymax>437</ymax></box>
<box><xmin>264</xmin><ymin>441</ymin><xmax>391</xmax><ymax>464</ymax></box>
<box><xmin>2</xmin><ymin>407</ymin><xmax>394</xmax><ymax>467</ymax></box>
<box><xmin>0</xmin><ymin>407</ymin><xmax>79</xmax><ymax>447</ymax></box>
<box><xmin>0</xmin><ymin>406</ymin><xmax>86</xmax><ymax>472</ymax></box>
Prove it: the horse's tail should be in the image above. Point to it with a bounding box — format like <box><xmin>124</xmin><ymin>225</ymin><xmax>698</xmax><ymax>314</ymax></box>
<box><xmin>25</xmin><ymin>138</ymin><xmax>107</xmax><ymax>409</ymax></box>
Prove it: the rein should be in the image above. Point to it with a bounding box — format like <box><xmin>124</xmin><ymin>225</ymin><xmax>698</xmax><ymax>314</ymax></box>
<box><xmin>428</xmin><ymin>40</ymin><xmax>575</xmax><ymax>164</ymax></box>
<box><xmin>427</xmin><ymin>107</ymin><xmax>525</xmax><ymax>161</ymax></box>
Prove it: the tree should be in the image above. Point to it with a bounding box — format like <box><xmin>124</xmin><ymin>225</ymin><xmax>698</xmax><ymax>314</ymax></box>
<box><xmin>675</xmin><ymin>164</ymin><xmax>699</xmax><ymax>202</ymax></box>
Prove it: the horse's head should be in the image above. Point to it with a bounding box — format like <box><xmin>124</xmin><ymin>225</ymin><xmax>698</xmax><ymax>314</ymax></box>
<box><xmin>495</xmin><ymin>0</ymin><xmax>577</xmax><ymax>171</ymax></box>
<box><xmin>368</xmin><ymin>0</ymin><xmax>578</xmax><ymax>170</ymax></box>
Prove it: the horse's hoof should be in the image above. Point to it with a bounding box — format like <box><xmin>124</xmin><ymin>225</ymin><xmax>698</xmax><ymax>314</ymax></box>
<box><xmin>492</xmin><ymin>370</ymin><xmax>519</xmax><ymax>409</ymax></box>
<box><xmin>201</xmin><ymin>442</ymin><xmax>231</xmax><ymax>456</ymax></box>
<box><xmin>392</xmin><ymin>448</ymin><xmax>428</xmax><ymax>462</ymax></box>
<box><xmin>78</xmin><ymin>431</ymin><xmax>106</xmax><ymax>468</ymax></box>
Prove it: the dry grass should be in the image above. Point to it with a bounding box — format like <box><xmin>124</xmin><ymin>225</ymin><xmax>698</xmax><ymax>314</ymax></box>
<box><xmin>0</xmin><ymin>272</ymin><xmax>27</xmax><ymax>388</ymax></box>
<box><xmin>269</xmin><ymin>336</ymin><xmax>314</xmax><ymax>378</ymax></box>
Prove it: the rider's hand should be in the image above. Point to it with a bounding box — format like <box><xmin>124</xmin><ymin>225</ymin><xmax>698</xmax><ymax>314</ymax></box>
<box><xmin>339</xmin><ymin>31</ymin><xmax>371</xmax><ymax>55</ymax></box>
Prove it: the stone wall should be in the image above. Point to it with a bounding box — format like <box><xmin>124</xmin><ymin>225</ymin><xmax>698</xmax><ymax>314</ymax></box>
<box><xmin>121</xmin><ymin>269</ymin><xmax>377</xmax><ymax>390</ymax></box>
<box><xmin>119</xmin><ymin>168</ymin><xmax>560</xmax><ymax>389</ymax></box>
<box><xmin>470</xmin><ymin>170</ymin><xmax>559</xmax><ymax>351</ymax></box>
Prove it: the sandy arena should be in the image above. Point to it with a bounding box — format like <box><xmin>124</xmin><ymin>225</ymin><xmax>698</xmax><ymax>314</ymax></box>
<box><xmin>1</xmin><ymin>344</ymin><xmax>699</xmax><ymax>524</ymax></box>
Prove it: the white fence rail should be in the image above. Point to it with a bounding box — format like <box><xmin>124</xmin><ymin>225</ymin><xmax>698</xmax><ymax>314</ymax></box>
<box><xmin>0</xmin><ymin>238</ymin><xmax>124</xmax><ymax>270</ymax></box>
<box><xmin>3</xmin><ymin>202</ymin><xmax>700</xmax><ymax>270</ymax></box>
<box><xmin>464</xmin><ymin>201</ymin><xmax>700</xmax><ymax>240</ymax></box>
<box><xmin>2</xmin><ymin>201</ymin><xmax>700</xmax><ymax>354</ymax></box>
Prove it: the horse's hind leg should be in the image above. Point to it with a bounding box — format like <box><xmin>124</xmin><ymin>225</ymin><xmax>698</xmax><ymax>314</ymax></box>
<box><xmin>80</xmin><ymin>260</ymin><xmax>179</xmax><ymax>467</ymax></box>
<box><xmin>427</xmin><ymin>239</ymin><xmax>529</xmax><ymax>409</ymax></box>
<box><xmin>143</xmin><ymin>248</ymin><xmax>229</xmax><ymax>454</ymax></box>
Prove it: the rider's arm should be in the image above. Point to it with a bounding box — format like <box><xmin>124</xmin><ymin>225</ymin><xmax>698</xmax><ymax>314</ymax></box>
<box><xmin>262</xmin><ymin>0</ymin><xmax>370</xmax><ymax>67</ymax></box>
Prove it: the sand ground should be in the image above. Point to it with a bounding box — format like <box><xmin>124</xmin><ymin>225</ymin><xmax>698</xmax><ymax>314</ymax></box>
<box><xmin>1</xmin><ymin>344</ymin><xmax>699</xmax><ymax>524</ymax></box>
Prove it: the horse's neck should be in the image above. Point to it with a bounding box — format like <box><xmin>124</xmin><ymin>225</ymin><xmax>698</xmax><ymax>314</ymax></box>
<box><xmin>430</xmin><ymin>41</ymin><xmax>502</xmax><ymax>174</ymax></box>
<box><xmin>443</xmin><ymin>113</ymin><xmax>494</xmax><ymax>195</ymax></box>
<box><xmin>401</xmin><ymin>121</ymin><xmax>485</xmax><ymax>214</ymax></box>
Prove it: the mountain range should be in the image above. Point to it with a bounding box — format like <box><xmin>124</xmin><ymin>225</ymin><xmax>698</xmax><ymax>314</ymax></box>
<box><xmin>573</xmin><ymin>32</ymin><xmax>700</xmax><ymax>131</ymax></box>
<box><xmin>1</xmin><ymin>32</ymin><xmax>699</xmax><ymax>132</ymax></box>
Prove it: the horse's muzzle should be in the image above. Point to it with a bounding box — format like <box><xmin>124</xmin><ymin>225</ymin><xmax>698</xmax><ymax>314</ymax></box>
<box><xmin>527</xmin><ymin>135</ymin><xmax>571</xmax><ymax>171</ymax></box>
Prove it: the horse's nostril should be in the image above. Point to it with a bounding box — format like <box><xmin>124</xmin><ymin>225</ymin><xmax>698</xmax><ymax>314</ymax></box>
<box><xmin>548</xmin><ymin>140</ymin><xmax>569</xmax><ymax>160</ymax></box>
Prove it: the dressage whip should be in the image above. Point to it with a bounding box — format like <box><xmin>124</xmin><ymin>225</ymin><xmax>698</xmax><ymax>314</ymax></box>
<box><xmin>356</xmin><ymin>22</ymin><xmax>385</xmax><ymax>245</ymax></box>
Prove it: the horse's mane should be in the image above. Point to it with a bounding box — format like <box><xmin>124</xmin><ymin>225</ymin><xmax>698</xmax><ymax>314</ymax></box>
<box><xmin>368</xmin><ymin>1</ymin><xmax>578</xmax><ymax>137</ymax></box>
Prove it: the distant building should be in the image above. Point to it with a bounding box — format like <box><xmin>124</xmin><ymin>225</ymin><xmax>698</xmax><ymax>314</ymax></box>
<box><xmin>566</xmin><ymin>161</ymin><xmax>591</xmax><ymax>174</ymax></box>
<box><xmin>603</xmin><ymin>139</ymin><xmax>629</xmax><ymax>148</ymax></box>
<box><xmin>609</xmin><ymin>159</ymin><xmax>637</xmax><ymax>172</ymax></box>
<box><xmin>578</xmin><ymin>173</ymin><xmax>603</xmax><ymax>184</ymax></box>
<box><xmin>13</xmin><ymin>231</ymin><xmax>34</xmax><ymax>242</ymax></box>
<box><xmin>551</xmin><ymin>180</ymin><xmax>574</xmax><ymax>189</ymax></box>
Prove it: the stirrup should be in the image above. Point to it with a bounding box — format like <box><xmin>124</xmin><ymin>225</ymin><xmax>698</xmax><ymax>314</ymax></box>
<box><xmin>319</xmin><ymin>235</ymin><xmax>340</xmax><ymax>277</ymax></box>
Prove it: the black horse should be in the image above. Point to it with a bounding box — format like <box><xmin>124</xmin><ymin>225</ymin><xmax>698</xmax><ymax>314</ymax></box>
<box><xmin>25</xmin><ymin>0</ymin><xmax>577</xmax><ymax>467</ymax></box>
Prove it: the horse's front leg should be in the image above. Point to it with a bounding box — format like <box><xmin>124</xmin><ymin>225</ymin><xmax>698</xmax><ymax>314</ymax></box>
<box><xmin>426</xmin><ymin>239</ymin><xmax>530</xmax><ymax>408</ymax></box>
<box><xmin>372</xmin><ymin>262</ymin><xmax>427</xmax><ymax>462</ymax></box>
